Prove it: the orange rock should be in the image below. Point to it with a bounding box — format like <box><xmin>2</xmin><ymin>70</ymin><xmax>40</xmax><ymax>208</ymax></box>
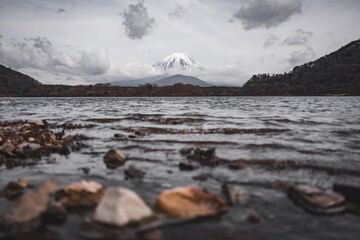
<box><xmin>28</xmin><ymin>137</ymin><xmax>35</xmax><ymax>142</ymax></box>
<box><xmin>55</xmin><ymin>181</ymin><xmax>105</xmax><ymax>208</ymax></box>
<box><xmin>155</xmin><ymin>186</ymin><xmax>229</xmax><ymax>218</ymax></box>
<box><xmin>35</xmin><ymin>120</ymin><xmax>44</xmax><ymax>126</ymax></box>
<box><xmin>103</xmin><ymin>149</ymin><xmax>126</xmax><ymax>169</ymax></box>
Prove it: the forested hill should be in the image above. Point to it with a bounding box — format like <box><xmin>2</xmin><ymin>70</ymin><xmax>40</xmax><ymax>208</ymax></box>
<box><xmin>241</xmin><ymin>40</ymin><xmax>360</xmax><ymax>96</ymax></box>
<box><xmin>0</xmin><ymin>64</ymin><xmax>42</xmax><ymax>96</ymax></box>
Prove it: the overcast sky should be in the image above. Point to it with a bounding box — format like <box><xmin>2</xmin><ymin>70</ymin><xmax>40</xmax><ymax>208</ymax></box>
<box><xmin>0</xmin><ymin>0</ymin><xmax>359</xmax><ymax>86</ymax></box>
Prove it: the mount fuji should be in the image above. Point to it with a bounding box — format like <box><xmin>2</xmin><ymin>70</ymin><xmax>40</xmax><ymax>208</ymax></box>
<box><xmin>154</xmin><ymin>53</ymin><xmax>204</xmax><ymax>71</ymax></box>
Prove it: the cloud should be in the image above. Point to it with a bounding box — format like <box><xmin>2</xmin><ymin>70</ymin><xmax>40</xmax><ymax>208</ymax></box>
<box><xmin>283</xmin><ymin>28</ymin><xmax>313</xmax><ymax>45</ymax></box>
<box><xmin>263</xmin><ymin>34</ymin><xmax>279</xmax><ymax>48</ymax></box>
<box><xmin>0</xmin><ymin>36</ymin><xmax>110</xmax><ymax>77</ymax></box>
<box><xmin>121</xmin><ymin>0</ymin><xmax>155</xmax><ymax>39</ymax></box>
<box><xmin>56</xmin><ymin>8</ymin><xmax>66</xmax><ymax>13</ymax></box>
<box><xmin>288</xmin><ymin>47</ymin><xmax>316</xmax><ymax>66</ymax></box>
<box><xmin>169</xmin><ymin>3</ymin><xmax>187</xmax><ymax>20</ymax></box>
<box><xmin>232</xmin><ymin>0</ymin><xmax>302</xmax><ymax>30</ymax></box>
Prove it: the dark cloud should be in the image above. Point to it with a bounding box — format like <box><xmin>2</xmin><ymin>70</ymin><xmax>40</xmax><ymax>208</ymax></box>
<box><xmin>263</xmin><ymin>34</ymin><xmax>279</xmax><ymax>48</ymax></box>
<box><xmin>232</xmin><ymin>0</ymin><xmax>302</xmax><ymax>30</ymax></box>
<box><xmin>288</xmin><ymin>47</ymin><xmax>316</xmax><ymax>66</ymax></box>
<box><xmin>283</xmin><ymin>28</ymin><xmax>313</xmax><ymax>45</ymax></box>
<box><xmin>0</xmin><ymin>36</ymin><xmax>110</xmax><ymax>76</ymax></box>
<box><xmin>122</xmin><ymin>0</ymin><xmax>155</xmax><ymax>39</ymax></box>
<box><xmin>56</xmin><ymin>8</ymin><xmax>66</xmax><ymax>13</ymax></box>
<box><xmin>169</xmin><ymin>3</ymin><xmax>187</xmax><ymax>20</ymax></box>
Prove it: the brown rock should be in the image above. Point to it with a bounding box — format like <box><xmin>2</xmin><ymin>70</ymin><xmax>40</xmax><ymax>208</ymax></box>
<box><xmin>35</xmin><ymin>120</ymin><xmax>45</xmax><ymax>126</ymax></box>
<box><xmin>229</xmin><ymin>160</ymin><xmax>248</xmax><ymax>170</ymax></box>
<box><xmin>246</xmin><ymin>212</ymin><xmax>263</xmax><ymax>224</ymax></box>
<box><xmin>61</xmin><ymin>134</ymin><xmax>72</xmax><ymax>142</ymax></box>
<box><xmin>2</xmin><ymin>179</ymin><xmax>29</xmax><ymax>200</ymax></box>
<box><xmin>288</xmin><ymin>185</ymin><xmax>346</xmax><ymax>214</ymax></box>
<box><xmin>43</xmin><ymin>202</ymin><xmax>67</xmax><ymax>223</ymax></box>
<box><xmin>155</xmin><ymin>186</ymin><xmax>229</xmax><ymax>218</ymax></box>
<box><xmin>187</xmin><ymin>148</ymin><xmax>219</xmax><ymax>166</ymax></box>
<box><xmin>179</xmin><ymin>147</ymin><xmax>193</xmax><ymax>155</ymax></box>
<box><xmin>28</xmin><ymin>137</ymin><xmax>36</xmax><ymax>142</ymax></box>
<box><xmin>1</xmin><ymin>179</ymin><xmax>58</xmax><ymax>235</ymax></box>
<box><xmin>125</xmin><ymin>165</ymin><xmax>145</xmax><ymax>179</ymax></box>
<box><xmin>103</xmin><ymin>149</ymin><xmax>126</xmax><ymax>169</ymax></box>
<box><xmin>114</xmin><ymin>133</ymin><xmax>126</xmax><ymax>138</ymax></box>
<box><xmin>55</xmin><ymin>181</ymin><xmax>104</xmax><ymax>208</ymax></box>
<box><xmin>0</xmin><ymin>142</ymin><xmax>15</xmax><ymax>156</ymax></box>
<box><xmin>192</xmin><ymin>174</ymin><xmax>208</xmax><ymax>181</ymax></box>
<box><xmin>179</xmin><ymin>161</ymin><xmax>200</xmax><ymax>171</ymax></box>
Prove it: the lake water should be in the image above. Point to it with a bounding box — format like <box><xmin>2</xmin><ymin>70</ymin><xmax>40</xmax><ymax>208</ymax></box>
<box><xmin>0</xmin><ymin>96</ymin><xmax>360</xmax><ymax>239</ymax></box>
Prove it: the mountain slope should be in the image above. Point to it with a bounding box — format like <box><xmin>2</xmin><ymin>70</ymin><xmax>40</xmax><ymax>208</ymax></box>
<box><xmin>0</xmin><ymin>64</ymin><xmax>42</xmax><ymax>96</ymax></box>
<box><xmin>154</xmin><ymin>74</ymin><xmax>211</xmax><ymax>87</ymax></box>
<box><xmin>242</xmin><ymin>39</ymin><xmax>360</xmax><ymax>95</ymax></box>
<box><xmin>154</xmin><ymin>53</ymin><xmax>204</xmax><ymax>71</ymax></box>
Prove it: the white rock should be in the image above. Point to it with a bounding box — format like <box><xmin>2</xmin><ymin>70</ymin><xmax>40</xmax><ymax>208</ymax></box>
<box><xmin>93</xmin><ymin>187</ymin><xmax>153</xmax><ymax>227</ymax></box>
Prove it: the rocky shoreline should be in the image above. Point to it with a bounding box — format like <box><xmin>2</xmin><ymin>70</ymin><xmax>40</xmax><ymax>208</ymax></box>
<box><xmin>1</xmin><ymin>120</ymin><xmax>360</xmax><ymax>239</ymax></box>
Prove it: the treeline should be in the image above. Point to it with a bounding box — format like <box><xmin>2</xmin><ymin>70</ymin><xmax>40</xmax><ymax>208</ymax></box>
<box><xmin>242</xmin><ymin>40</ymin><xmax>360</xmax><ymax>96</ymax></box>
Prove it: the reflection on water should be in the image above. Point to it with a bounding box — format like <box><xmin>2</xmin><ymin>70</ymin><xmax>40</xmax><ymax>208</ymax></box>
<box><xmin>0</xmin><ymin>96</ymin><xmax>359</xmax><ymax>239</ymax></box>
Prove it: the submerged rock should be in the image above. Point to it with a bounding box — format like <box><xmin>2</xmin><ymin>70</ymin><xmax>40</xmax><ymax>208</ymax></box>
<box><xmin>103</xmin><ymin>149</ymin><xmax>126</xmax><ymax>169</ymax></box>
<box><xmin>246</xmin><ymin>212</ymin><xmax>263</xmax><ymax>224</ymax></box>
<box><xmin>125</xmin><ymin>165</ymin><xmax>145</xmax><ymax>180</ymax></box>
<box><xmin>288</xmin><ymin>185</ymin><xmax>346</xmax><ymax>214</ymax></box>
<box><xmin>55</xmin><ymin>181</ymin><xmax>104</xmax><ymax>208</ymax></box>
<box><xmin>192</xmin><ymin>174</ymin><xmax>208</xmax><ymax>182</ymax></box>
<box><xmin>43</xmin><ymin>202</ymin><xmax>67</xmax><ymax>223</ymax></box>
<box><xmin>222</xmin><ymin>184</ymin><xmax>247</xmax><ymax>206</ymax></box>
<box><xmin>1</xmin><ymin>179</ymin><xmax>58</xmax><ymax>235</ymax></box>
<box><xmin>179</xmin><ymin>161</ymin><xmax>200</xmax><ymax>171</ymax></box>
<box><xmin>2</xmin><ymin>178</ymin><xmax>29</xmax><ymax>200</ymax></box>
<box><xmin>155</xmin><ymin>186</ymin><xmax>229</xmax><ymax>218</ymax></box>
<box><xmin>93</xmin><ymin>187</ymin><xmax>155</xmax><ymax>227</ymax></box>
<box><xmin>187</xmin><ymin>148</ymin><xmax>220</xmax><ymax>166</ymax></box>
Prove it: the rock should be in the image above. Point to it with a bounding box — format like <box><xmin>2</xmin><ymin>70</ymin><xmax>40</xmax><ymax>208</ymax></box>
<box><xmin>246</xmin><ymin>212</ymin><xmax>263</xmax><ymax>224</ymax></box>
<box><xmin>0</xmin><ymin>142</ymin><xmax>15</xmax><ymax>156</ymax></box>
<box><xmin>1</xmin><ymin>179</ymin><xmax>58</xmax><ymax>235</ymax></box>
<box><xmin>2</xmin><ymin>178</ymin><xmax>29</xmax><ymax>200</ymax></box>
<box><xmin>179</xmin><ymin>161</ymin><xmax>200</xmax><ymax>171</ymax></box>
<box><xmin>179</xmin><ymin>147</ymin><xmax>193</xmax><ymax>155</ymax></box>
<box><xmin>114</xmin><ymin>133</ymin><xmax>126</xmax><ymax>138</ymax></box>
<box><xmin>35</xmin><ymin>120</ymin><xmax>45</xmax><ymax>126</ymax></box>
<box><xmin>61</xmin><ymin>134</ymin><xmax>72</xmax><ymax>142</ymax></box>
<box><xmin>28</xmin><ymin>137</ymin><xmax>36</xmax><ymax>142</ymax></box>
<box><xmin>288</xmin><ymin>185</ymin><xmax>346</xmax><ymax>214</ymax></box>
<box><xmin>333</xmin><ymin>184</ymin><xmax>360</xmax><ymax>206</ymax></box>
<box><xmin>187</xmin><ymin>148</ymin><xmax>219</xmax><ymax>166</ymax></box>
<box><xmin>55</xmin><ymin>181</ymin><xmax>104</xmax><ymax>208</ymax></box>
<box><xmin>135</xmin><ymin>130</ymin><xmax>147</xmax><ymax>136</ymax></box>
<box><xmin>125</xmin><ymin>165</ymin><xmax>145</xmax><ymax>179</ymax></box>
<box><xmin>43</xmin><ymin>202</ymin><xmax>67</xmax><ymax>223</ymax></box>
<box><xmin>93</xmin><ymin>187</ymin><xmax>155</xmax><ymax>227</ymax></box>
<box><xmin>155</xmin><ymin>186</ymin><xmax>229</xmax><ymax>218</ymax></box>
<box><xmin>222</xmin><ymin>184</ymin><xmax>247</xmax><ymax>206</ymax></box>
<box><xmin>79</xmin><ymin>167</ymin><xmax>90</xmax><ymax>174</ymax></box>
<box><xmin>228</xmin><ymin>160</ymin><xmax>248</xmax><ymax>170</ymax></box>
<box><xmin>192</xmin><ymin>174</ymin><xmax>208</xmax><ymax>181</ymax></box>
<box><xmin>103</xmin><ymin>149</ymin><xmax>126</xmax><ymax>169</ymax></box>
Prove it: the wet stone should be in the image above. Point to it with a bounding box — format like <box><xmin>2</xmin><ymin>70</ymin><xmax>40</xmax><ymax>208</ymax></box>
<box><xmin>333</xmin><ymin>184</ymin><xmax>360</xmax><ymax>206</ymax></box>
<box><xmin>246</xmin><ymin>212</ymin><xmax>263</xmax><ymax>224</ymax></box>
<box><xmin>103</xmin><ymin>149</ymin><xmax>126</xmax><ymax>169</ymax></box>
<box><xmin>192</xmin><ymin>174</ymin><xmax>208</xmax><ymax>181</ymax></box>
<box><xmin>1</xmin><ymin>179</ymin><xmax>58</xmax><ymax>236</ymax></box>
<box><xmin>43</xmin><ymin>202</ymin><xmax>67</xmax><ymax>224</ymax></box>
<box><xmin>55</xmin><ymin>181</ymin><xmax>104</xmax><ymax>208</ymax></box>
<box><xmin>2</xmin><ymin>178</ymin><xmax>29</xmax><ymax>200</ymax></box>
<box><xmin>35</xmin><ymin>120</ymin><xmax>45</xmax><ymax>126</ymax></box>
<box><xmin>222</xmin><ymin>184</ymin><xmax>247</xmax><ymax>206</ymax></box>
<box><xmin>187</xmin><ymin>148</ymin><xmax>220</xmax><ymax>166</ymax></box>
<box><xmin>93</xmin><ymin>187</ymin><xmax>156</xmax><ymax>227</ymax></box>
<box><xmin>125</xmin><ymin>165</ymin><xmax>145</xmax><ymax>180</ymax></box>
<box><xmin>179</xmin><ymin>147</ymin><xmax>193</xmax><ymax>155</ymax></box>
<box><xmin>288</xmin><ymin>185</ymin><xmax>346</xmax><ymax>214</ymax></box>
<box><xmin>179</xmin><ymin>161</ymin><xmax>200</xmax><ymax>171</ymax></box>
<box><xmin>228</xmin><ymin>160</ymin><xmax>248</xmax><ymax>170</ymax></box>
<box><xmin>155</xmin><ymin>186</ymin><xmax>229</xmax><ymax>219</ymax></box>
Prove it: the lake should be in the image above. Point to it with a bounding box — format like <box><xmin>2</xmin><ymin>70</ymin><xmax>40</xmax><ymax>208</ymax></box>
<box><xmin>0</xmin><ymin>96</ymin><xmax>360</xmax><ymax>239</ymax></box>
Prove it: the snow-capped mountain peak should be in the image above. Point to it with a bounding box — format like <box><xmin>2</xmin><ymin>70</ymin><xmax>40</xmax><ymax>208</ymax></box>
<box><xmin>154</xmin><ymin>53</ymin><xmax>204</xmax><ymax>71</ymax></box>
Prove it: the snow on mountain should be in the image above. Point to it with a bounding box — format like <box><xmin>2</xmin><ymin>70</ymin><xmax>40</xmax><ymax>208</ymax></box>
<box><xmin>154</xmin><ymin>53</ymin><xmax>204</xmax><ymax>71</ymax></box>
